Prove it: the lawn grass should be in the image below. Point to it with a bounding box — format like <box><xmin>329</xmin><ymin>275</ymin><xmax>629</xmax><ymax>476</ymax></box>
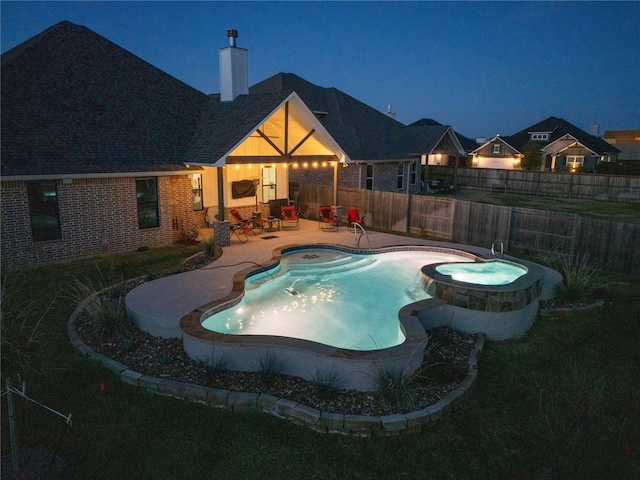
<box><xmin>452</xmin><ymin>189</ymin><xmax>640</xmax><ymax>223</ymax></box>
<box><xmin>2</xmin><ymin>245</ymin><xmax>639</xmax><ymax>479</ymax></box>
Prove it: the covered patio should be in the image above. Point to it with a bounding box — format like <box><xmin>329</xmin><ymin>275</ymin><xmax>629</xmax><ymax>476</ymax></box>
<box><xmin>184</xmin><ymin>92</ymin><xmax>350</xmax><ymax>246</ymax></box>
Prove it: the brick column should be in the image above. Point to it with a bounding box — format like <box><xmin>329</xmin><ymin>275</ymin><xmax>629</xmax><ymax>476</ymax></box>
<box><xmin>214</xmin><ymin>220</ymin><xmax>231</xmax><ymax>247</ymax></box>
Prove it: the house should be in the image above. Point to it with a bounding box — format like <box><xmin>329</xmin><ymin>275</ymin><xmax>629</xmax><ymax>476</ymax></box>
<box><xmin>250</xmin><ymin>74</ymin><xmax>468</xmax><ymax>193</ymax></box>
<box><xmin>504</xmin><ymin>117</ymin><xmax>620</xmax><ymax>172</ymax></box>
<box><xmin>1</xmin><ymin>23</ymin><xmax>349</xmax><ymax>266</ymax></box>
<box><xmin>603</xmin><ymin>130</ymin><xmax>640</xmax><ymax>161</ymax></box>
<box><xmin>469</xmin><ymin>135</ymin><xmax>523</xmax><ymax>169</ymax></box>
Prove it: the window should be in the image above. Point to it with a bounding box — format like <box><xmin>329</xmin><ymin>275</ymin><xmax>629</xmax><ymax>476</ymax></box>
<box><xmin>410</xmin><ymin>161</ymin><xmax>417</xmax><ymax>185</ymax></box>
<box><xmin>493</xmin><ymin>144</ymin><xmax>501</xmax><ymax>154</ymax></box>
<box><xmin>136</xmin><ymin>177</ymin><xmax>159</xmax><ymax>228</ymax></box>
<box><xmin>191</xmin><ymin>174</ymin><xmax>203</xmax><ymax>211</ymax></box>
<box><xmin>531</xmin><ymin>133</ymin><xmax>549</xmax><ymax>141</ymax></box>
<box><xmin>397</xmin><ymin>163</ymin><xmax>404</xmax><ymax>190</ymax></box>
<box><xmin>566</xmin><ymin>155</ymin><xmax>584</xmax><ymax>170</ymax></box>
<box><xmin>27</xmin><ymin>181</ymin><xmax>61</xmax><ymax>241</ymax></box>
<box><xmin>365</xmin><ymin>164</ymin><xmax>373</xmax><ymax>190</ymax></box>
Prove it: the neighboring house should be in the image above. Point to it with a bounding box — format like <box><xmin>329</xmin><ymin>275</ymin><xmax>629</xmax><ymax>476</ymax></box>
<box><xmin>1</xmin><ymin>23</ymin><xmax>348</xmax><ymax>266</ymax></box>
<box><xmin>469</xmin><ymin>135</ymin><xmax>523</xmax><ymax>169</ymax></box>
<box><xmin>250</xmin><ymin>74</ymin><xmax>468</xmax><ymax>193</ymax></box>
<box><xmin>603</xmin><ymin>130</ymin><xmax>640</xmax><ymax>161</ymax></box>
<box><xmin>504</xmin><ymin>117</ymin><xmax>620</xmax><ymax>172</ymax></box>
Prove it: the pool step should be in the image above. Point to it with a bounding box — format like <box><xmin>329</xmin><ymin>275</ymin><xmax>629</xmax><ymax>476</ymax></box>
<box><xmin>286</xmin><ymin>256</ymin><xmax>377</xmax><ymax>276</ymax></box>
<box><xmin>245</xmin><ymin>256</ymin><xmax>377</xmax><ymax>289</ymax></box>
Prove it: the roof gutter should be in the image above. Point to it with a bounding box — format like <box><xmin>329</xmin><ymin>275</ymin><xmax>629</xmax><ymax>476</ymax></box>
<box><xmin>1</xmin><ymin>169</ymin><xmax>199</xmax><ymax>182</ymax></box>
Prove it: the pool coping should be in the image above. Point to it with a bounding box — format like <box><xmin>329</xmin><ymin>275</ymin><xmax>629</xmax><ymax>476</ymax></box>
<box><xmin>69</xmin><ymin>292</ymin><xmax>485</xmax><ymax>436</ymax></box>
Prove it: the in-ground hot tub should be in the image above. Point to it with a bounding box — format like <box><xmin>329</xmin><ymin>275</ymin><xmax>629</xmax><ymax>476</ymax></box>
<box><xmin>418</xmin><ymin>257</ymin><xmax>545</xmax><ymax>340</ymax></box>
<box><xmin>179</xmin><ymin>245</ymin><xmax>545</xmax><ymax>391</ymax></box>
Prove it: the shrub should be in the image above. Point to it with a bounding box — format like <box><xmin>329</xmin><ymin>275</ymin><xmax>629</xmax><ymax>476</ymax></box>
<box><xmin>158</xmin><ymin>351</ymin><xmax>174</xmax><ymax>366</ymax></box>
<box><xmin>374</xmin><ymin>364</ymin><xmax>416</xmax><ymax>412</ymax></box>
<box><xmin>254</xmin><ymin>350</ymin><xmax>285</xmax><ymax>388</ymax></box>
<box><xmin>306</xmin><ymin>366</ymin><xmax>346</xmax><ymax>399</ymax></box>
<box><xmin>67</xmin><ymin>268</ymin><xmax>133</xmax><ymax>341</ymax></box>
<box><xmin>202</xmin><ymin>353</ymin><xmax>230</xmax><ymax>384</ymax></box>
<box><xmin>1</xmin><ymin>270</ymin><xmax>53</xmax><ymax>377</ymax></box>
<box><xmin>200</xmin><ymin>236</ymin><xmax>218</xmax><ymax>258</ymax></box>
<box><xmin>548</xmin><ymin>253</ymin><xmax>602</xmax><ymax>302</ymax></box>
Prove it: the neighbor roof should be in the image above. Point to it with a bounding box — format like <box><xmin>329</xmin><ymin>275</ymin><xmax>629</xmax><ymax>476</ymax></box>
<box><xmin>1</xmin><ymin>21</ymin><xmax>207</xmax><ymax>178</ymax></box>
<box><xmin>504</xmin><ymin>117</ymin><xmax>620</xmax><ymax>155</ymax></box>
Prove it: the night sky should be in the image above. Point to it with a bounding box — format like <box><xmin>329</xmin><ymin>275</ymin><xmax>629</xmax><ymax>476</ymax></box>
<box><xmin>2</xmin><ymin>1</ymin><xmax>638</xmax><ymax>138</ymax></box>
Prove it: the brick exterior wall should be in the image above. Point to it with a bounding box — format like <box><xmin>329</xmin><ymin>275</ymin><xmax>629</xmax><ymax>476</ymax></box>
<box><xmin>1</xmin><ymin>175</ymin><xmax>202</xmax><ymax>268</ymax></box>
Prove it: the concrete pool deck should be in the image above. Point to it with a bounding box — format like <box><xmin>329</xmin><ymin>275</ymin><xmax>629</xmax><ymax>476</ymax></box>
<box><xmin>126</xmin><ymin>218</ymin><xmax>562</xmax><ymax>340</ymax></box>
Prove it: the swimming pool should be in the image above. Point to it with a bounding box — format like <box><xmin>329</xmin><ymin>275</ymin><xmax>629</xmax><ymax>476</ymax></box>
<box><xmin>200</xmin><ymin>248</ymin><xmax>472</xmax><ymax>350</ymax></box>
<box><xmin>179</xmin><ymin>244</ymin><xmax>545</xmax><ymax>391</ymax></box>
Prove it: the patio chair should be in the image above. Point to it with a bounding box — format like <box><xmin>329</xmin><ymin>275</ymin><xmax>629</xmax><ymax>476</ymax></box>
<box><xmin>230</xmin><ymin>223</ymin><xmax>249</xmax><ymax>243</ymax></box>
<box><xmin>281</xmin><ymin>205</ymin><xmax>299</xmax><ymax>230</ymax></box>
<box><xmin>319</xmin><ymin>205</ymin><xmax>338</xmax><ymax>230</ymax></box>
<box><xmin>230</xmin><ymin>208</ymin><xmax>263</xmax><ymax>235</ymax></box>
<box><xmin>347</xmin><ymin>208</ymin><xmax>364</xmax><ymax>226</ymax></box>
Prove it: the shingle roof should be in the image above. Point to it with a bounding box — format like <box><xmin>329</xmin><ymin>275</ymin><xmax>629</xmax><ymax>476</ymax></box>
<box><xmin>184</xmin><ymin>91</ymin><xmax>293</xmax><ymax>165</ymax></box>
<box><xmin>504</xmin><ymin>117</ymin><xmax>620</xmax><ymax>155</ymax></box>
<box><xmin>251</xmin><ymin>73</ymin><xmax>460</xmax><ymax>160</ymax></box>
<box><xmin>2</xmin><ymin>23</ymin><xmax>472</xmax><ymax>178</ymax></box>
<box><xmin>1</xmin><ymin>21</ymin><xmax>207</xmax><ymax>178</ymax></box>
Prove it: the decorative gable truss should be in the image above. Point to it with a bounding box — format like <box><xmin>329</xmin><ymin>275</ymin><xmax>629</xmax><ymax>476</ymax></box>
<box><xmin>213</xmin><ymin>93</ymin><xmax>349</xmax><ymax>168</ymax></box>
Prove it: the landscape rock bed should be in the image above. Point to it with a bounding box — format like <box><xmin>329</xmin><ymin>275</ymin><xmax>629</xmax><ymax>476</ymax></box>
<box><xmin>77</xmin><ymin>315</ymin><xmax>477</xmax><ymax>416</ymax></box>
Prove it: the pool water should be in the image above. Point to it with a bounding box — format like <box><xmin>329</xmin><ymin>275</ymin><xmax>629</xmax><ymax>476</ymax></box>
<box><xmin>201</xmin><ymin>249</ymin><xmax>470</xmax><ymax>350</ymax></box>
<box><xmin>435</xmin><ymin>260</ymin><xmax>527</xmax><ymax>285</ymax></box>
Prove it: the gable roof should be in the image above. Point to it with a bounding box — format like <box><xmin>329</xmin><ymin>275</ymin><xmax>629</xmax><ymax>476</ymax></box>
<box><xmin>251</xmin><ymin>73</ymin><xmax>466</xmax><ymax>161</ymax></box>
<box><xmin>184</xmin><ymin>91</ymin><xmax>349</xmax><ymax>166</ymax></box>
<box><xmin>504</xmin><ymin>117</ymin><xmax>620</xmax><ymax>155</ymax></box>
<box><xmin>471</xmin><ymin>135</ymin><xmax>522</xmax><ymax>155</ymax></box>
<box><xmin>184</xmin><ymin>92</ymin><xmax>292</xmax><ymax>166</ymax></box>
<box><xmin>1</xmin><ymin>21</ymin><xmax>207</xmax><ymax>179</ymax></box>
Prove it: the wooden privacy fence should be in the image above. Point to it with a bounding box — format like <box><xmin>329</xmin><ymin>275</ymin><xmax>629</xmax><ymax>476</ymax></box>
<box><xmin>428</xmin><ymin>166</ymin><xmax>640</xmax><ymax>203</ymax></box>
<box><xmin>292</xmin><ymin>183</ymin><xmax>640</xmax><ymax>275</ymax></box>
